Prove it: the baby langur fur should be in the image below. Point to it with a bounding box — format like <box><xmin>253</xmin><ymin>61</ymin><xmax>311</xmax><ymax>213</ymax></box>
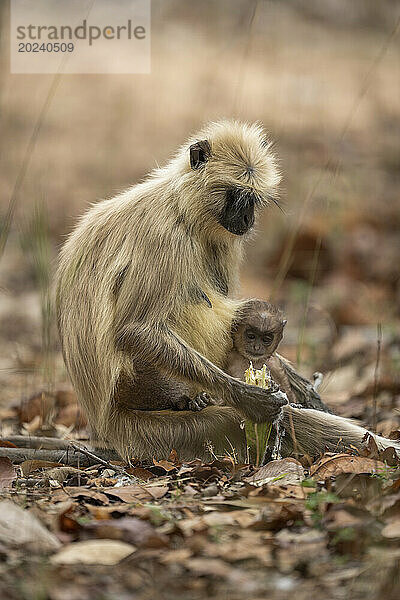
<box><xmin>227</xmin><ymin>298</ymin><xmax>400</xmax><ymax>457</ymax></box>
<box><xmin>55</xmin><ymin>120</ymin><xmax>400</xmax><ymax>462</ymax></box>
<box><xmin>226</xmin><ymin>299</ymin><xmax>330</xmax><ymax>413</ymax></box>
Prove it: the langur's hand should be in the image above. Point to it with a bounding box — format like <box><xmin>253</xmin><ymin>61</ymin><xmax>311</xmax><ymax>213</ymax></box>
<box><xmin>231</xmin><ymin>381</ymin><xmax>288</xmax><ymax>423</ymax></box>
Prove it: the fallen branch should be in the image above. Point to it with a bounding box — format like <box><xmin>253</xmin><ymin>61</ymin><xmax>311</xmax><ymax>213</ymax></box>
<box><xmin>0</xmin><ymin>447</ymin><xmax>92</xmax><ymax>466</ymax></box>
<box><xmin>0</xmin><ymin>444</ymin><xmax>125</xmax><ymax>469</ymax></box>
<box><xmin>1</xmin><ymin>436</ymin><xmax>121</xmax><ymax>460</ymax></box>
<box><xmin>1</xmin><ymin>435</ymin><xmax>71</xmax><ymax>450</ymax></box>
<box><xmin>68</xmin><ymin>442</ymin><xmax>127</xmax><ymax>473</ymax></box>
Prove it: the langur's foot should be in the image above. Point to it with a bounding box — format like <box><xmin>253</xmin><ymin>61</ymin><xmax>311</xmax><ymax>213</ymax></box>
<box><xmin>173</xmin><ymin>392</ymin><xmax>211</xmax><ymax>411</ymax></box>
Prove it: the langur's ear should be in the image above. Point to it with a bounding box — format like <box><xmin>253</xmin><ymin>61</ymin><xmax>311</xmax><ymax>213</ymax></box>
<box><xmin>190</xmin><ymin>140</ymin><xmax>211</xmax><ymax>170</ymax></box>
<box><xmin>282</xmin><ymin>319</ymin><xmax>288</xmax><ymax>328</ymax></box>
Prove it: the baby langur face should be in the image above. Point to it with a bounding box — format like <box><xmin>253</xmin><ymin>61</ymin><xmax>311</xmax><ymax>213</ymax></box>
<box><xmin>244</xmin><ymin>327</ymin><xmax>278</xmax><ymax>359</ymax></box>
<box><xmin>233</xmin><ymin>301</ymin><xmax>287</xmax><ymax>362</ymax></box>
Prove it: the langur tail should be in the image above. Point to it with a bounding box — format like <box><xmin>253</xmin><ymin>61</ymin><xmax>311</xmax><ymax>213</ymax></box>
<box><xmin>282</xmin><ymin>406</ymin><xmax>400</xmax><ymax>457</ymax></box>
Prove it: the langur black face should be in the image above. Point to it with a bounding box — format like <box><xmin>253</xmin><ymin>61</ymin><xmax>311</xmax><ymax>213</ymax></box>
<box><xmin>189</xmin><ymin>141</ymin><xmax>258</xmax><ymax>236</ymax></box>
<box><xmin>218</xmin><ymin>187</ymin><xmax>257</xmax><ymax>236</ymax></box>
<box><xmin>188</xmin><ymin>122</ymin><xmax>280</xmax><ymax>237</ymax></box>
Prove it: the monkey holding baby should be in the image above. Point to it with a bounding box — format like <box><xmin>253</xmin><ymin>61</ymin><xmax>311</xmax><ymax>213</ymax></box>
<box><xmin>117</xmin><ymin>299</ymin><xmax>329</xmax><ymax>415</ymax></box>
<box><xmin>56</xmin><ymin>120</ymin><xmax>399</xmax><ymax>462</ymax></box>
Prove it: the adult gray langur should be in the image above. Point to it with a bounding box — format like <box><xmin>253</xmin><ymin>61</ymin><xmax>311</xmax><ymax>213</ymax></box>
<box><xmin>55</xmin><ymin>120</ymin><xmax>400</xmax><ymax>461</ymax></box>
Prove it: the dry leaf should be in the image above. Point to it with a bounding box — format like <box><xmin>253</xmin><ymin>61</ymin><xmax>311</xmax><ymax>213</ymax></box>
<box><xmin>86</xmin><ymin>504</ymin><xmax>129</xmax><ymax>520</ymax></box>
<box><xmin>17</xmin><ymin>390</ymin><xmax>85</xmax><ymax>431</ymax></box>
<box><xmin>268</xmin><ymin>484</ymin><xmax>313</xmax><ymax>499</ymax></box>
<box><xmin>21</xmin><ymin>460</ymin><xmax>65</xmax><ymax>477</ymax></box>
<box><xmin>159</xmin><ymin>548</ymin><xmax>193</xmax><ymax>564</ymax></box>
<box><xmin>126</xmin><ymin>466</ymin><xmax>155</xmax><ymax>480</ymax></box>
<box><xmin>245</xmin><ymin>458</ymin><xmax>304</xmax><ymax>487</ymax></box>
<box><xmin>361</xmin><ymin>433</ymin><xmax>381</xmax><ymax>459</ymax></box>
<box><xmin>86</xmin><ymin>517</ymin><xmax>169</xmax><ymax>548</ymax></box>
<box><xmin>310</xmin><ymin>453</ymin><xmax>387</xmax><ymax>479</ymax></box>
<box><xmin>203</xmin><ymin>510</ymin><xmax>258</xmax><ymax>528</ymax></box>
<box><xmin>183</xmin><ymin>557</ymin><xmax>232</xmax><ymax>578</ymax></box>
<box><xmin>64</xmin><ymin>486</ymin><xmax>110</xmax><ymax>505</ymax></box>
<box><xmin>160</xmin><ymin>548</ymin><xmax>192</xmax><ymax>565</ymax></box>
<box><xmin>276</xmin><ymin>529</ymin><xmax>328</xmax><ymax>573</ymax></box>
<box><xmin>381</xmin><ymin>519</ymin><xmax>400</xmax><ymax>539</ymax></box>
<box><xmin>206</xmin><ymin>537</ymin><xmax>273</xmax><ymax>566</ymax></box>
<box><xmin>361</xmin><ymin>433</ymin><xmax>399</xmax><ymax>466</ymax></box>
<box><xmin>152</xmin><ymin>458</ymin><xmax>176</xmax><ymax>472</ymax></box>
<box><xmin>168</xmin><ymin>449</ymin><xmax>180</xmax><ymax>464</ymax></box>
<box><xmin>58</xmin><ymin>504</ymin><xmax>81</xmax><ymax>534</ymax></box>
<box><xmin>324</xmin><ymin>508</ymin><xmax>364</xmax><ymax>530</ymax></box>
<box><xmin>87</xmin><ymin>476</ymin><xmax>117</xmax><ymax>487</ymax></box>
<box><xmin>0</xmin><ymin>501</ymin><xmax>60</xmax><ymax>553</ymax></box>
<box><xmin>188</xmin><ymin>465</ymin><xmax>223</xmax><ymax>482</ymax></box>
<box><xmin>51</xmin><ymin>539</ymin><xmax>135</xmax><ymax>565</ymax></box>
<box><xmin>105</xmin><ymin>485</ymin><xmax>168</xmax><ymax>503</ymax></box>
<box><xmin>43</xmin><ymin>466</ymin><xmax>84</xmax><ymax>483</ymax></box>
<box><xmin>177</xmin><ymin>516</ymin><xmax>208</xmax><ymax>537</ymax></box>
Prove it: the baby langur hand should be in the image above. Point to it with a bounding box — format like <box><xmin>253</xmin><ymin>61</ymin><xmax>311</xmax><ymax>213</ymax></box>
<box><xmin>173</xmin><ymin>392</ymin><xmax>212</xmax><ymax>411</ymax></box>
<box><xmin>233</xmin><ymin>382</ymin><xmax>288</xmax><ymax>423</ymax></box>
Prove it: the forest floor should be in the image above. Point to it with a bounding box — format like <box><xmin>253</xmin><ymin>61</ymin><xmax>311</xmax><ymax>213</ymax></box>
<box><xmin>1</xmin><ymin>2</ymin><xmax>400</xmax><ymax>598</ymax></box>
<box><xmin>0</xmin><ymin>322</ymin><xmax>400</xmax><ymax>600</ymax></box>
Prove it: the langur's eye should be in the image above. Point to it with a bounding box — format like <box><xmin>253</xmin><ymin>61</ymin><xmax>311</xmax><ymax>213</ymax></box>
<box><xmin>190</xmin><ymin>140</ymin><xmax>211</xmax><ymax>170</ymax></box>
<box><xmin>245</xmin><ymin>330</ymin><xmax>256</xmax><ymax>340</ymax></box>
<box><xmin>262</xmin><ymin>334</ymin><xmax>274</xmax><ymax>345</ymax></box>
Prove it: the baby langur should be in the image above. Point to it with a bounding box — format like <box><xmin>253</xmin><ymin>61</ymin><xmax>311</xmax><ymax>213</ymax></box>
<box><xmin>226</xmin><ymin>299</ymin><xmax>330</xmax><ymax>413</ymax></box>
<box><xmin>227</xmin><ymin>299</ymin><xmax>290</xmax><ymax>392</ymax></box>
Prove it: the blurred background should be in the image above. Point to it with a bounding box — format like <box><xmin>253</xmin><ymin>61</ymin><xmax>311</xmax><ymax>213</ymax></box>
<box><xmin>0</xmin><ymin>0</ymin><xmax>399</xmax><ymax>434</ymax></box>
